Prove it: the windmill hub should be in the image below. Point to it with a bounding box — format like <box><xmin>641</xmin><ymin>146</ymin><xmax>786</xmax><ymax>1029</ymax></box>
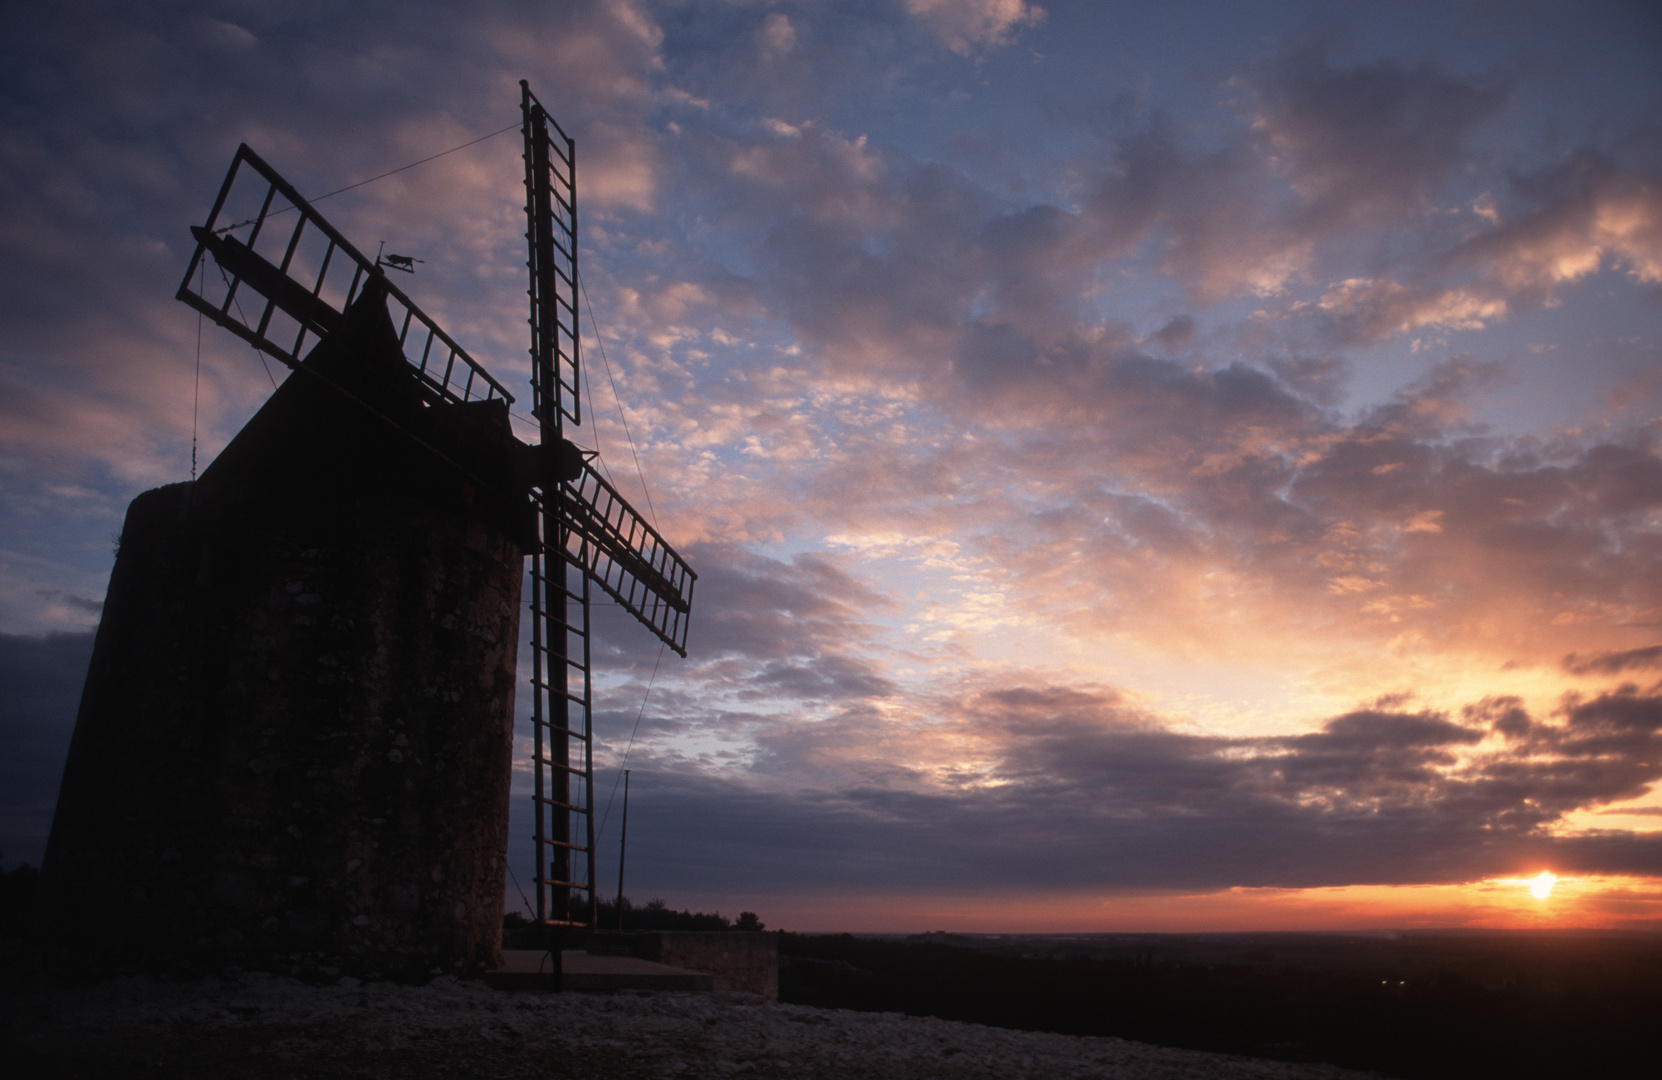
<box><xmin>536</xmin><ymin>437</ymin><xmax>587</xmax><ymax>485</ymax></box>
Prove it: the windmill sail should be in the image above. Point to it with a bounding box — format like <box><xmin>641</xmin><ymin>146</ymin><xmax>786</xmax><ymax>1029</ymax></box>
<box><xmin>522</xmin><ymin>89</ymin><xmax>580</xmax><ymax>429</ymax></box>
<box><xmin>177</xmin><ymin>143</ymin><xmax>515</xmax><ymax>410</ymax></box>
<box><xmin>522</xmin><ymin>80</ymin><xmax>592</xmax><ymax>930</ymax></box>
<box><xmin>550</xmin><ymin>460</ymin><xmax>695</xmax><ymax>656</ymax></box>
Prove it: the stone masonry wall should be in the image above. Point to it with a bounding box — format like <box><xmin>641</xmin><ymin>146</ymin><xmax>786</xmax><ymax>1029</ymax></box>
<box><xmin>39</xmin><ymin>479</ymin><xmax>521</xmax><ymax>980</ymax></box>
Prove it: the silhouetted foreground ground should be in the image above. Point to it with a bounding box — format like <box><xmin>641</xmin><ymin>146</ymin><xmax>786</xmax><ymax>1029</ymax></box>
<box><xmin>2</xmin><ymin>969</ymin><xmax>1374</xmax><ymax>1080</ymax></box>
<box><xmin>778</xmin><ymin>931</ymin><xmax>1662</xmax><ymax>1080</ymax></box>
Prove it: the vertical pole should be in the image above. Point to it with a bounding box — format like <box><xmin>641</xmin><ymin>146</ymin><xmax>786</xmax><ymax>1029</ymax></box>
<box><xmin>582</xmin><ymin>564</ymin><xmax>596</xmax><ymax>928</ymax></box>
<box><xmin>616</xmin><ymin>770</ymin><xmax>630</xmax><ymax>931</ymax></box>
<box><xmin>529</xmin><ymin>546</ymin><xmax>546</xmax><ymax>925</ymax></box>
<box><xmin>520</xmin><ymin>82</ymin><xmax>548</xmax><ymax>930</ymax></box>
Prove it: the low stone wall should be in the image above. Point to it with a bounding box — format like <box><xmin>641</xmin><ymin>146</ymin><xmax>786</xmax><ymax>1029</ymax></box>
<box><xmin>588</xmin><ymin>931</ymin><xmax>778</xmax><ymax>1000</ymax></box>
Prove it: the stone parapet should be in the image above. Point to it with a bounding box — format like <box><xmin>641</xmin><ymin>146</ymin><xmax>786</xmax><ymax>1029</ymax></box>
<box><xmin>587</xmin><ymin>931</ymin><xmax>779</xmax><ymax>1000</ymax></box>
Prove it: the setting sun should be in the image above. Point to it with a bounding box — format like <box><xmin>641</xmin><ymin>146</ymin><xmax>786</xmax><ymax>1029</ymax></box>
<box><xmin>1530</xmin><ymin>872</ymin><xmax>1558</xmax><ymax>900</ymax></box>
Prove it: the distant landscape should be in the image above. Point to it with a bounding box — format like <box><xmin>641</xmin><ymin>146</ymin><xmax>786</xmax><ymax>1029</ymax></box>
<box><xmin>777</xmin><ymin>928</ymin><xmax>1662</xmax><ymax>1080</ymax></box>
<box><xmin>509</xmin><ymin>893</ymin><xmax>1662</xmax><ymax>1080</ymax></box>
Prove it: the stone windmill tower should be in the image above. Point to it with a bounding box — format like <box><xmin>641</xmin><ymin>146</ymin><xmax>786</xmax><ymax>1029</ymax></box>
<box><xmin>38</xmin><ymin>85</ymin><xmax>695</xmax><ymax>981</ymax></box>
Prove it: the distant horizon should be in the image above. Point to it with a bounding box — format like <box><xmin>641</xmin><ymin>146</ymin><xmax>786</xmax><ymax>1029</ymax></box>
<box><xmin>531</xmin><ymin>871</ymin><xmax>1662</xmax><ymax>936</ymax></box>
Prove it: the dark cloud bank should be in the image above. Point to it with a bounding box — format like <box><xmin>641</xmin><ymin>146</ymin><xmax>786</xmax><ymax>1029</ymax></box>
<box><xmin>617</xmin><ymin>682</ymin><xmax>1662</xmax><ymax>896</ymax></box>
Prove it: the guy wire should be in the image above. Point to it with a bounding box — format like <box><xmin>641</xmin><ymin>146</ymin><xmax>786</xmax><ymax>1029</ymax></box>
<box><xmin>213</xmin><ymin>122</ymin><xmax>520</xmax><ymax>235</ymax></box>
<box><xmin>580</xmin><ymin>280</ymin><xmax>657</xmax><ymax>526</ymax></box>
<box><xmin>596</xmin><ymin>642</ymin><xmax>665</xmax><ymax>843</ymax></box>
<box><xmin>505</xmin><ymin>861</ymin><xmax>536</xmax><ymax>920</ymax></box>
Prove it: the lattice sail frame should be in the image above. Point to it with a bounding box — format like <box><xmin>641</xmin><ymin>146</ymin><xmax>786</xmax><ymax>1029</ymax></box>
<box><xmin>178</xmin><ymin>144</ymin><xmax>515</xmax><ymax>409</ymax></box>
<box><xmin>563</xmin><ymin>461</ymin><xmax>695</xmax><ymax>649</ymax></box>
<box><xmin>523</xmin><ymin>86</ymin><xmax>580</xmax><ymax>430</ymax></box>
<box><xmin>523</xmin><ymin>81</ymin><xmax>593</xmax><ymax>929</ymax></box>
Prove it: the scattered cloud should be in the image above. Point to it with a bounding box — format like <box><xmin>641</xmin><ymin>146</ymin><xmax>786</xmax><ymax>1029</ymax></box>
<box><xmin>904</xmin><ymin>0</ymin><xmax>1046</xmax><ymax>55</ymax></box>
<box><xmin>758</xmin><ymin>12</ymin><xmax>797</xmax><ymax>59</ymax></box>
<box><xmin>1563</xmin><ymin>645</ymin><xmax>1662</xmax><ymax>676</ymax></box>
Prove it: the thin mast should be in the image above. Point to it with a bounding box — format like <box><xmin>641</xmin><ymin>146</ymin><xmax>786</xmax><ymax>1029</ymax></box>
<box><xmin>616</xmin><ymin>769</ymin><xmax>630</xmax><ymax>930</ymax></box>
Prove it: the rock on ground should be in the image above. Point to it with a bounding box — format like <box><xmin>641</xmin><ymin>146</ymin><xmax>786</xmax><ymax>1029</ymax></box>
<box><xmin>2</xmin><ymin>972</ymin><xmax>1384</xmax><ymax>1079</ymax></box>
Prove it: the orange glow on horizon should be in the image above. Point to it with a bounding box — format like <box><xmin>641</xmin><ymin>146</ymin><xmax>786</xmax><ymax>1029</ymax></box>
<box><xmin>722</xmin><ymin>873</ymin><xmax>1662</xmax><ymax>934</ymax></box>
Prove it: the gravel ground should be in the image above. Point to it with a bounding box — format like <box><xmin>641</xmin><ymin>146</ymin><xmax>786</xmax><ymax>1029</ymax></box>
<box><xmin>2</xmin><ymin>971</ymin><xmax>1384</xmax><ymax>1080</ymax></box>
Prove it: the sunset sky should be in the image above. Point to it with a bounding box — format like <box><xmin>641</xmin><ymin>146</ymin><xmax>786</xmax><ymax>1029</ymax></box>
<box><xmin>3</xmin><ymin>0</ymin><xmax>1661</xmax><ymax>932</ymax></box>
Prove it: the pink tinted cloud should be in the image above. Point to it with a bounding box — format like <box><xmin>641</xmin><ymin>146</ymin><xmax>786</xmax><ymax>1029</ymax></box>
<box><xmin>904</xmin><ymin>0</ymin><xmax>1047</xmax><ymax>55</ymax></box>
<box><xmin>1313</xmin><ymin>154</ymin><xmax>1662</xmax><ymax>343</ymax></box>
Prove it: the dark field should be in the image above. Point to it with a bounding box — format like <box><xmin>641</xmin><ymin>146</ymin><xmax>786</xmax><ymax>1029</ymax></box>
<box><xmin>778</xmin><ymin>929</ymin><xmax>1662</xmax><ymax>1080</ymax></box>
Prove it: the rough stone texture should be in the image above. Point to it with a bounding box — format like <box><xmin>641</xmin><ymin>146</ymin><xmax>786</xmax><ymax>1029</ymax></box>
<box><xmin>37</xmin><ymin>286</ymin><xmax>526</xmax><ymax>981</ymax></box>
<box><xmin>590</xmin><ymin>931</ymin><xmax>780</xmax><ymax>1000</ymax></box>
<box><xmin>1</xmin><ymin>972</ymin><xmax>1387</xmax><ymax>1080</ymax></box>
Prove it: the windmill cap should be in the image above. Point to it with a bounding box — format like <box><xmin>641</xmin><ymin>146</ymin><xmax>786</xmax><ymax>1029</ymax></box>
<box><xmin>534</xmin><ymin>438</ymin><xmax>586</xmax><ymax>485</ymax></box>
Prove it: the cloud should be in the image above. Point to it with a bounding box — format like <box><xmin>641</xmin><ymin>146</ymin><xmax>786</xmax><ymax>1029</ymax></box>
<box><xmin>35</xmin><ymin>590</ymin><xmax>103</xmax><ymax>618</ymax></box>
<box><xmin>1151</xmin><ymin>314</ymin><xmax>1196</xmax><ymax>352</ymax></box>
<box><xmin>686</xmin><ymin>546</ymin><xmax>897</xmax><ymax>660</ymax></box>
<box><xmin>638</xmin><ymin>545</ymin><xmax>904</xmax><ymax>713</ymax></box>
<box><xmin>614</xmin><ymin>684</ymin><xmax>1662</xmax><ymax>894</ymax></box>
<box><xmin>1077</xmin><ymin>121</ymin><xmax>1313</xmax><ymax>302</ymax></box>
<box><xmin>1251</xmin><ymin>48</ymin><xmax>1510</xmax><ymax>229</ymax></box>
<box><xmin>758</xmin><ymin>12</ymin><xmax>796</xmax><ymax>59</ymax></box>
<box><xmin>1564</xmin><ymin>646</ymin><xmax>1662</xmax><ymax>676</ymax></box>
<box><xmin>1473</xmin><ymin>153</ymin><xmax>1662</xmax><ymax>291</ymax></box>
<box><xmin>1308</xmin><ymin>151</ymin><xmax>1662</xmax><ymax>344</ymax></box>
<box><xmin>1312</xmin><ymin>277</ymin><xmax>1509</xmax><ymax>340</ymax></box>
<box><xmin>1265</xmin><ymin>353</ymin><xmax>1350</xmax><ymax>407</ymax></box>
<box><xmin>904</xmin><ymin>0</ymin><xmax>1046</xmax><ymax>55</ymax></box>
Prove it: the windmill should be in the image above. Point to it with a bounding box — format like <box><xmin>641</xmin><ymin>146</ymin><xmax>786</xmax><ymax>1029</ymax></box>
<box><xmin>173</xmin><ymin>83</ymin><xmax>695</xmax><ymax>946</ymax></box>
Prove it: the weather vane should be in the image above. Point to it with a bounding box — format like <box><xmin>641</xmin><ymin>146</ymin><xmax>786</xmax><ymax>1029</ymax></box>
<box><xmin>375</xmin><ymin>240</ymin><xmax>423</xmax><ymax>273</ymax></box>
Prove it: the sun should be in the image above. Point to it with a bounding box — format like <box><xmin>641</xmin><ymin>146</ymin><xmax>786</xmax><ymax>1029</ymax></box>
<box><xmin>1530</xmin><ymin>871</ymin><xmax>1557</xmax><ymax>900</ymax></box>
